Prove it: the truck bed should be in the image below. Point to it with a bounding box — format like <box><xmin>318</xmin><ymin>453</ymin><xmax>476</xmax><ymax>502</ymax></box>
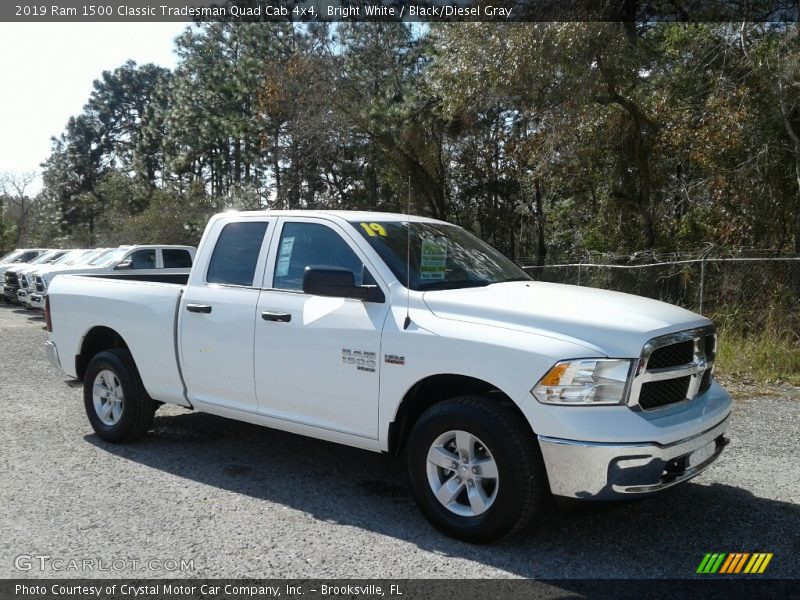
<box><xmin>47</xmin><ymin>275</ymin><xmax>189</xmax><ymax>406</ymax></box>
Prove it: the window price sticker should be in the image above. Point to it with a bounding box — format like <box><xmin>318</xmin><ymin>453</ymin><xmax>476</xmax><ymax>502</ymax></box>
<box><xmin>420</xmin><ymin>240</ymin><xmax>446</xmax><ymax>281</ymax></box>
<box><xmin>275</xmin><ymin>236</ymin><xmax>295</xmax><ymax>277</ymax></box>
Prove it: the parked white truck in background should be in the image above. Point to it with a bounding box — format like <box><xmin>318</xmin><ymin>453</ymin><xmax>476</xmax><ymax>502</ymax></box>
<box><xmin>45</xmin><ymin>211</ymin><xmax>731</xmax><ymax>542</ymax></box>
<box><xmin>20</xmin><ymin>249</ymin><xmax>120</xmax><ymax>307</ymax></box>
<box><xmin>25</xmin><ymin>249</ymin><xmax>113</xmax><ymax>309</ymax></box>
<box><xmin>0</xmin><ymin>249</ymin><xmax>50</xmax><ymax>280</ymax></box>
<box><xmin>30</xmin><ymin>244</ymin><xmax>196</xmax><ymax>309</ymax></box>
<box><xmin>3</xmin><ymin>249</ymin><xmax>73</xmax><ymax>303</ymax></box>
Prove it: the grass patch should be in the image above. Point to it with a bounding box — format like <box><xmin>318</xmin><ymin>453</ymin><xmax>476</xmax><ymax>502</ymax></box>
<box><xmin>716</xmin><ymin>327</ymin><xmax>800</xmax><ymax>387</ymax></box>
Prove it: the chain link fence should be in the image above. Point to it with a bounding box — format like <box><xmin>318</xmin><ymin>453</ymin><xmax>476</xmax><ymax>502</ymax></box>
<box><xmin>521</xmin><ymin>252</ymin><xmax>800</xmax><ymax>341</ymax></box>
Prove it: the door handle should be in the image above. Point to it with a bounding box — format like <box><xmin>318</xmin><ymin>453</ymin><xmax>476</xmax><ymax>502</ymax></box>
<box><xmin>261</xmin><ymin>311</ymin><xmax>291</xmax><ymax>322</ymax></box>
<box><xmin>186</xmin><ymin>303</ymin><xmax>212</xmax><ymax>314</ymax></box>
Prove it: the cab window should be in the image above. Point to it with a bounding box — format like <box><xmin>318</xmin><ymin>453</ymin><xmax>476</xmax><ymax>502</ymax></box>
<box><xmin>273</xmin><ymin>222</ymin><xmax>363</xmax><ymax>291</ymax></box>
<box><xmin>127</xmin><ymin>249</ymin><xmax>156</xmax><ymax>269</ymax></box>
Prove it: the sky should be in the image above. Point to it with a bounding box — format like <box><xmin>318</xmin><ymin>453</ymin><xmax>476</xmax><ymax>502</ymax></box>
<box><xmin>0</xmin><ymin>22</ymin><xmax>188</xmax><ymax>194</ymax></box>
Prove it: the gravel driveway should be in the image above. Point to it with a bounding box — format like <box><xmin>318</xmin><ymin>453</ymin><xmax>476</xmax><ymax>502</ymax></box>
<box><xmin>0</xmin><ymin>302</ymin><xmax>798</xmax><ymax>579</ymax></box>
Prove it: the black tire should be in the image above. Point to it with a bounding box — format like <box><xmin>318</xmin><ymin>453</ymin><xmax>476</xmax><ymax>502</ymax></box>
<box><xmin>407</xmin><ymin>396</ymin><xmax>546</xmax><ymax>543</ymax></box>
<box><xmin>83</xmin><ymin>349</ymin><xmax>156</xmax><ymax>443</ymax></box>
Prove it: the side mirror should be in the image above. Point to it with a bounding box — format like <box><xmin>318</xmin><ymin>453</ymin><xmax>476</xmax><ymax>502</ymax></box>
<box><xmin>303</xmin><ymin>266</ymin><xmax>383</xmax><ymax>302</ymax></box>
<box><xmin>114</xmin><ymin>259</ymin><xmax>133</xmax><ymax>270</ymax></box>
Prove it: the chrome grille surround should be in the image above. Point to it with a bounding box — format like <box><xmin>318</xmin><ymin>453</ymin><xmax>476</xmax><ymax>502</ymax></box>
<box><xmin>628</xmin><ymin>326</ymin><xmax>717</xmax><ymax>412</ymax></box>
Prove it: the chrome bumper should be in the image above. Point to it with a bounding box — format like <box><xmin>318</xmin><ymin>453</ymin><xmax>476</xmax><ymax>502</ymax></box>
<box><xmin>538</xmin><ymin>414</ymin><xmax>730</xmax><ymax>499</ymax></box>
<box><xmin>44</xmin><ymin>340</ymin><xmax>61</xmax><ymax>370</ymax></box>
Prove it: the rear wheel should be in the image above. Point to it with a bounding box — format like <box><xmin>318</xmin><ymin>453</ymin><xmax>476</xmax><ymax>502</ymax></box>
<box><xmin>83</xmin><ymin>349</ymin><xmax>155</xmax><ymax>442</ymax></box>
<box><xmin>407</xmin><ymin>396</ymin><xmax>546</xmax><ymax>543</ymax></box>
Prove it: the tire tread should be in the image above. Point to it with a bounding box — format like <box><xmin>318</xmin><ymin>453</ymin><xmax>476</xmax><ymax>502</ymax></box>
<box><xmin>84</xmin><ymin>348</ymin><xmax>155</xmax><ymax>442</ymax></box>
<box><xmin>408</xmin><ymin>395</ymin><xmax>546</xmax><ymax>542</ymax></box>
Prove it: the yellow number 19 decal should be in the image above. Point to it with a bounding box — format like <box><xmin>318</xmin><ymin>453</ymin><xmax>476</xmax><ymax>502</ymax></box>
<box><xmin>360</xmin><ymin>222</ymin><xmax>387</xmax><ymax>237</ymax></box>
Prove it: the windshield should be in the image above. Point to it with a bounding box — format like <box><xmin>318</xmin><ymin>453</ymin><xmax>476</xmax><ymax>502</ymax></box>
<box><xmin>72</xmin><ymin>249</ymin><xmax>106</xmax><ymax>265</ymax></box>
<box><xmin>51</xmin><ymin>250</ymin><xmax>84</xmax><ymax>266</ymax></box>
<box><xmin>350</xmin><ymin>220</ymin><xmax>530</xmax><ymax>291</ymax></box>
<box><xmin>0</xmin><ymin>250</ymin><xmax>39</xmax><ymax>264</ymax></box>
<box><xmin>29</xmin><ymin>250</ymin><xmax>63</xmax><ymax>265</ymax></box>
<box><xmin>88</xmin><ymin>248</ymin><xmax>126</xmax><ymax>267</ymax></box>
<box><xmin>0</xmin><ymin>250</ymin><xmax>22</xmax><ymax>264</ymax></box>
<box><xmin>25</xmin><ymin>252</ymin><xmax>53</xmax><ymax>265</ymax></box>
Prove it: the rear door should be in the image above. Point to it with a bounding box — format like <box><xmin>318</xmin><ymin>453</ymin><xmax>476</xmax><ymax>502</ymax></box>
<box><xmin>179</xmin><ymin>218</ymin><xmax>275</xmax><ymax>413</ymax></box>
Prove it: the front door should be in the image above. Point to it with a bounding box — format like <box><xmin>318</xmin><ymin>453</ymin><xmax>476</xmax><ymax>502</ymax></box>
<box><xmin>254</xmin><ymin>218</ymin><xmax>389</xmax><ymax>438</ymax></box>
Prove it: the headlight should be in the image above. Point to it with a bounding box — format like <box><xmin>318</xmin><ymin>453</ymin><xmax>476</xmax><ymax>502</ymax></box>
<box><xmin>532</xmin><ymin>359</ymin><xmax>633</xmax><ymax>405</ymax></box>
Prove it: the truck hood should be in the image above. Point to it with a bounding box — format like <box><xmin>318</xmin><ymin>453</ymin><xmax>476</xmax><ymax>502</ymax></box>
<box><xmin>422</xmin><ymin>281</ymin><xmax>710</xmax><ymax>357</ymax></box>
<box><xmin>42</xmin><ymin>264</ymin><xmax>106</xmax><ymax>279</ymax></box>
<box><xmin>11</xmin><ymin>264</ymin><xmax>46</xmax><ymax>276</ymax></box>
<box><xmin>0</xmin><ymin>264</ymin><xmax>25</xmax><ymax>276</ymax></box>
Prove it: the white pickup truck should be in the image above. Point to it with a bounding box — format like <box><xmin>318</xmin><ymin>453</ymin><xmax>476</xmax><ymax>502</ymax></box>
<box><xmin>30</xmin><ymin>244</ymin><xmax>196</xmax><ymax>310</ymax></box>
<box><xmin>0</xmin><ymin>248</ymin><xmax>50</xmax><ymax>280</ymax></box>
<box><xmin>45</xmin><ymin>210</ymin><xmax>731</xmax><ymax>542</ymax></box>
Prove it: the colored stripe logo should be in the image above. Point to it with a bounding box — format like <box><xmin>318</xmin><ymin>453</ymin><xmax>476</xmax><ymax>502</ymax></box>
<box><xmin>697</xmin><ymin>553</ymin><xmax>773</xmax><ymax>574</ymax></box>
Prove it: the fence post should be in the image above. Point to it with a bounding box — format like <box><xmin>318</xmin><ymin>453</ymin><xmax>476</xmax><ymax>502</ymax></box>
<box><xmin>698</xmin><ymin>258</ymin><xmax>706</xmax><ymax>314</ymax></box>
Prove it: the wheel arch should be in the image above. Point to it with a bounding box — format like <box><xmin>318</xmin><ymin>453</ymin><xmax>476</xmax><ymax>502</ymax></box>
<box><xmin>388</xmin><ymin>373</ymin><xmax>534</xmax><ymax>455</ymax></box>
<box><xmin>75</xmin><ymin>326</ymin><xmax>129</xmax><ymax>381</ymax></box>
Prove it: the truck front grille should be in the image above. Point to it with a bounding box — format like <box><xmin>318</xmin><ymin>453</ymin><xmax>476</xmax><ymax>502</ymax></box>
<box><xmin>704</xmin><ymin>333</ymin><xmax>716</xmax><ymax>360</ymax></box>
<box><xmin>5</xmin><ymin>272</ymin><xmax>18</xmax><ymax>286</ymax></box>
<box><xmin>639</xmin><ymin>376</ymin><xmax>692</xmax><ymax>410</ymax></box>
<box><xmin>629</xmin><ymin>327</ymin><xmax>716</xmax><ymax>411</ymax></box>
<box><xmin>699</xmin><ymin>370</ymin><xmax>712</xmax><ymax>394</ymax></box>
<box><xmin>647</xmin><ymin>340</ymin><xmax>694</xmax><ymax>369</ymax></box>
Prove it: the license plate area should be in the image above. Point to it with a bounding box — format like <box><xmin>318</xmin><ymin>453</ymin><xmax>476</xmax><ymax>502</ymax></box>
<box><xmin>688</xmin><ymin>440</ymin><xmax>716</xmax><ymax>468</ymax></box>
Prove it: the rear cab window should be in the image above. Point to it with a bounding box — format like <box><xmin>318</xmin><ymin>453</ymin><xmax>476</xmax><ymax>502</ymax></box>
<box><xmin>163</xmin><ymin>249</ymin><xmax>193</xmax><ymax>268</ymax></box>
<box><xmin>207</xmin><ymin>222</ymin><xmax>269</xmax><ymax>286</ymax></box>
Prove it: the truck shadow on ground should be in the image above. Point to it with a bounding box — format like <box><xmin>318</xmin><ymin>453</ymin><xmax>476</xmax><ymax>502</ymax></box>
<box><xmin>86</xmin><ymin>409</ymin><xmax>799</xmax><ymax>578</ymax></box>
<box><xmin>6</xmin><ymin>305</ymin><xmax>42</xmax><ymax>319</ymax></box>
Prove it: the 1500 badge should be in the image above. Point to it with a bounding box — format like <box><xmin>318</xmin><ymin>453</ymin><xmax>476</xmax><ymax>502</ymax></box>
<box><xmin>384</xmin><ymin>354</ymin><xmax>405</xmax><ymax>365</ymax></box>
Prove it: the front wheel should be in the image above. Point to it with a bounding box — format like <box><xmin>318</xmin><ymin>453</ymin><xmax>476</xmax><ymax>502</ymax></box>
<box><xmin>407</xmin><ymin>396</ymin><xmax>546</xmax><ymax>543</ymax></box>
<box><xmin>83</xmin><ymin>349</ymin><xmax>156</xmax><ymax>443</ymax></box>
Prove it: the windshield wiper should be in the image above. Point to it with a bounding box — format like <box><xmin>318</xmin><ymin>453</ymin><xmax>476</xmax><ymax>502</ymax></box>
<box><xmin>492</xmin><ymin>277</ymin><xmax>531</xmax><ymax>284</ymax></box>
<box><xmin>417</xmin><ymin>279</ymin><xmax>491</xmax><ymax>291</ymax></box>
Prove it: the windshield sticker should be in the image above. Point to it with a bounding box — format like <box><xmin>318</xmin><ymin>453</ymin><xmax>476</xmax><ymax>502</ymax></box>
<box><xmin>275</xmin><ymin>236</ymin><xmax>295</xmax><ymax>277</ymax></box>
<box><xmin>420</xmin><ymin>239</ymin><xmax>447</xmax><ymax>281</ymax></box>
<box><xmin>360</xmin><ymin>222</ymin><xmax>387</xmax><ymax>237</ymax></box>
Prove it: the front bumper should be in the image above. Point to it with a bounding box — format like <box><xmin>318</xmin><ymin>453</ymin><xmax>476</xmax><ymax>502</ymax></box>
<box><xmin>44</xmin><ymin>340</ymin><xmax>61</xmax><ymax>370</ymax></box>
<box><xmin>29</xmin><ymin>294</ymin><xmax>44</xmax><ymax>309</ymax></box>
<box><xmin>3</xmin><ymin>285</ymin><xmax>19</xmax><ymax>301</ymax></box>
<box><xmin>539</xmin><ymin>414</ymin><xmax>730</xmax><ymax>499</ymax></box>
